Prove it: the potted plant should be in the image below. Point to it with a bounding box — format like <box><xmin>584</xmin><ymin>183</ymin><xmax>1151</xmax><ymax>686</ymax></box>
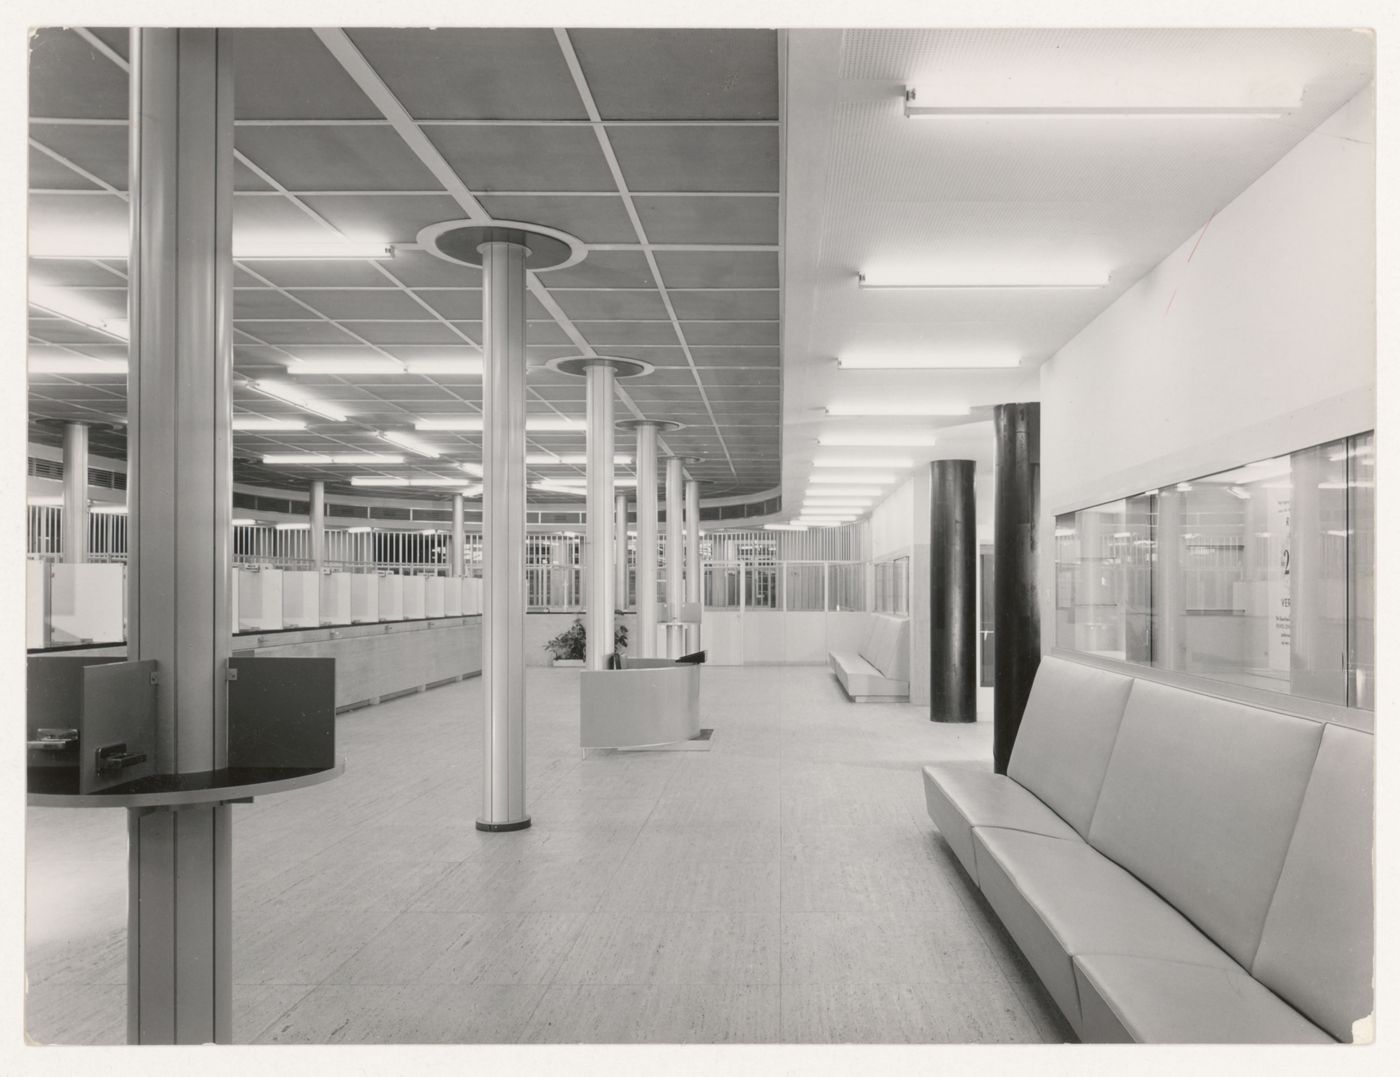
<box><xmin>543</xmin><ymin>618</ymin><xmax>629</xmax><ymax>666</ymax></box>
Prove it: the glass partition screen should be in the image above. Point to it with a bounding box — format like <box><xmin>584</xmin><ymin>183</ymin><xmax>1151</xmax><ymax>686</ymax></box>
<box><xmin>1055</xmin><ymin>431</ymin><xmax>1374</xmax><ymax>709</ymax></box>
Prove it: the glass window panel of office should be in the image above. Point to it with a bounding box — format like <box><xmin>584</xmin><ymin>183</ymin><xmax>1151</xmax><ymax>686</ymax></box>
<box><xmin>1054</xmin><ymin>494</ymin><xmax>1154</xmax><ymax>662</ymax></box>
<box><xmin>1153</xmin><ymin>435</ymin><xmax>1370</xmax><ymax>706</ymax></box>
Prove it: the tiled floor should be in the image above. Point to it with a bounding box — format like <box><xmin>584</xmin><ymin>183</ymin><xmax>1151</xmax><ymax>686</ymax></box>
<box><xmin>24</xmin><ymin>665</ymin><xmax>1073</xmax><ymax>1045</ymax></box>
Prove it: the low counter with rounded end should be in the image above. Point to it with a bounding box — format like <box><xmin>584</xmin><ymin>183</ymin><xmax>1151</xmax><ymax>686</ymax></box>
<box><xmin>579</xmin><ymin>660</ymin><xmax>701</xmax><ymax>749</ymax></box>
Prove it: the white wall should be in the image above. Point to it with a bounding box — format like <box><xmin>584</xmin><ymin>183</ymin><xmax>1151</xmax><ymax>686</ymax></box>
<box><xmin>1039</xmin><ymin>85</ymin><xmax>1375</xmax><ymax>645</ymax></box>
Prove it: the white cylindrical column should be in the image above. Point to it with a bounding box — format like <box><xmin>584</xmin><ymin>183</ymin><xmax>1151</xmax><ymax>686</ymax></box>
<box><xmin>685</xmin><ymin>478</ymin><xmax>701</xmax><ymax>651</ymax></box>
<box><xmin>126</xmin><ymin>28</ymin><xmax>235</xmax><ymax>1045</ymax></box>
<box><xmin>585</xmin><ymin>361</ymin><xmax>616</xmax><ymax>670</ymax></box>
<box><xmin>451</xmin><ymin>493</ymin><xmax>466</xmax><ymax>577</ymax></box>
<box><xmin>635</xmin><ymin>423</ymin><xmax>659</xmax><ymax>657</ymax></box>
<box><xmin>479</xmin><ymin>238</ymin><xmax>530</xmax><ymax>832</ymax></box>
<box><xmin>309</xmin><ymin>480</ymin><xmax>325</xmax><ymax>572</ymax></box>
<box><xmin>62</xmin><ymin>421</ymin><xmax>89</xmax><ymax>563</ymax></box>
<box><xmin>614</xmin><ymin>493</ymin><xmax>629</xmax><ymax>612</ymax></box>
<box><xmin>665</xmin><ymin>456</ymin><xmax>685</xmax><ymax>657</ymax></box>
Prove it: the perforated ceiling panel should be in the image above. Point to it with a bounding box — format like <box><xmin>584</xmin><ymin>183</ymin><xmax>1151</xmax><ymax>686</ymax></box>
<box><xmin>27</xmin><ymin>27</ymin><xmax>783</xmax><ymax>506</ymax></box>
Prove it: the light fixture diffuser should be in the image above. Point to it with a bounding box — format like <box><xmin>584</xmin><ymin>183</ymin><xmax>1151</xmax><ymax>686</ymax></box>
<box><xmin>415</xmin><ymin>417</ymin><xmax>586</xmax><ymax>432</ymax></box>
<box><xmin>378</xmin><ymin>430</ymin><xmax>441</xmax><ymax>459</ymax></box>
<box><xmin>29</xmin><ymin>355</ymin><xmax>129</xmax><ymax>375</ymax></box>
<box><xmin>818</xmin><ymin>433</ymin><xmax>939</xmax><ymax>448</ymax></box>
<box><xmin>232</xmin><ymin>417</ymin><xmax>307</xmax><ymax>432</ymax></box>
<box><xmin>810</xmin><ymin>472</ymin><xmax>897</xmax><ymax>484</ymax></box>
<box><xmin>826</xmin><ymin>402</ymin><xmax>970</xmax><ymax>418</ymax></box>
<box><xmin>837</xmin><ymin>352</ymin><xmax>1021</xmax><ymax>369</ymax></box>
<box><xmin>859</xmin><ymin>269</ymin><xmax>1107</xmax><ymax>290</ymax></box>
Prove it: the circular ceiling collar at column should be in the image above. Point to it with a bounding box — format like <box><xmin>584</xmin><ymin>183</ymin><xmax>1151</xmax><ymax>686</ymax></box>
<box><xmin>545</xmin><ymin>355</ymin><xmax>654</xmax><ymax>379</ymax></box>
<box><xmin>417</xmin><ymin>219</ymin><xmax>586</xmax><ymax>272</ymax></box>
<box><xmin>615</xmin><ymin>418</ymin><xmax>685</xmax><ymax>433</ymax></box>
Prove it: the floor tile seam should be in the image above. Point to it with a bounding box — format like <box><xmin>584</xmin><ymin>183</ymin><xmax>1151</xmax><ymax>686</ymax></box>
<box><xmin>306</xmin><ymin>908</ymin><xmax>422</xmax><ymax>989</ymax></box>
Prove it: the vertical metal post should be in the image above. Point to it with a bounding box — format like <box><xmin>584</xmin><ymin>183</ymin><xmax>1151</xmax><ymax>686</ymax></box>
<box><xmin>309</xmin><ymin>480</ymin><xmax>325</xmax><ymax>572</ymax></box>
<box><xmin>62</xmin><ymin>421</ymin><xmax>89</xmax><ymax>563</ymax></box>
<box><xmin>452</xmin><ymin>492</ymin><xmax>466</xmax><ymax>577</ymax></box>
<box><xmin>992</xmin><ymin>403</ymin><xmax>1041</xmax><ymax>773</ymax></box>
<box><xmin>585</xmin><ymin>362</ymin><xmax>616</xmax><ymax>670</ymax></box>
<box><xmin>478</xmin><ymin>238</ymin><xmax>530</xmax><ymax>831</ymax></box>
<box><xmin>635</xmin><ymin>422</ymin><xmax>659</xmax><ymax>657</ymax></box>
<box><xmin>929</xmin><ymin>460</ymin><xmax>977</xmax><ymax>722</ymax></box>
<box><xmin>126</xmin><ymin>28</ymin><xmax>234</xmax><ymax>1045</ymax></box>
<box><xmin>614</xmin><ymin>492</ymin><xmax>629</xmax><ymax>611</ymax></box>
<box><xmin>685</xmin><ymin>478</ymin><xmax>701</xmax><ymax>650</ymax></box>
<box><xmin>664</xmin><ymin>456</ymin><xmax>684</xmax><ymax>657</ymax></box>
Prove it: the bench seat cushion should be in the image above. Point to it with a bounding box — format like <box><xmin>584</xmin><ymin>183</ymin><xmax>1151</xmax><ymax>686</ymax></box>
<box><xmin>829</xmin><ymin>651</ymin><xmax>907</xmax><ymax>699</ymax></box>
<box><xmin>922</xmin><ymin>763</ymin><xmax>1078</xmax><ymax>883</ymax></box>
<box><xmin>1073</xmin><ymin>954</ymin><xmax>1332</xmax><ymax>1043</ymax></box>
<box><xmin>972</xmin><ymin>826</ymin><xmax>1238</xmax><ymax>1035</ymax></box>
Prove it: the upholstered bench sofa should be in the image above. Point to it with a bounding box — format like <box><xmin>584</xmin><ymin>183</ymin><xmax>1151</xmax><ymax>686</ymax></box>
<box><xmin>829</xmin><ymin>613</ymin><xmax>909</xmax><ymax>701</ymax></box>
<box><xmin>923</xmin><ymin>656</ymin><xmax>1373</xmax><ymax>1043</ymax></box>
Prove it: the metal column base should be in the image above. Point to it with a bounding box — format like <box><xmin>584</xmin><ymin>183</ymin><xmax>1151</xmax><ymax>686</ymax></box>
<box><xmin>476</xmin><ymin>817</ymin><xmax>532</xmax><ymax>832</ymax></box>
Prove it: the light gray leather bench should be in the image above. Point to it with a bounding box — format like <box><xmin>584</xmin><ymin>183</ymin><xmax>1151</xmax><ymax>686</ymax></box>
<box><xmin>829</xmin><ymin>614</ymin><xmax>909</xmax><ymax>701</ymax></box>
<box><xmin>923</xmin><ymin>656</ymin><xmax>1373</xmax><ymax>1043</ymax></box>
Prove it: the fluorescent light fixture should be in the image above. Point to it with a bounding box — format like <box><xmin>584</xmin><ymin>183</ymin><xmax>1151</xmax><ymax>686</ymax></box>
<box><xmin>858</xmin><ymin>268</ymin><xmax>1108</xmax><ymax>290</ymax></box>
<box><xmin>350</xmin><ymin>476</ymin><xmax>480</xmax><ymax>489</ymax></box>
<box><xmin>539</xmin><ymin>477</ymin><xmax>638</xmax><ymax>488</ymax></box>
<box><xmin>275</xmin><ymin>522</ymin><xmax>311</xmax><ymax>531</ymax></box>
<box><xmin>764</xmin><ymin>523</ymin><xmax>809</xmax><ymax>531</ymax></box>
<box><xmin>248</xmin><ymin>380</ymin><xmax>347</xmax><ymax>422</ymax></box>
<box><xmin>89</xmin><ymin>504</ymin><xmax>127</xmax><ymax>514</ymax></box>
<box><xmin>836</xmin><ymin>352</ymin><xmax>1021</xmax><ymax>370</ymax></box>
<box><xmin>802</xmin><ymin>486</ymin><xmax>882</xmax><ymax>497</ymax></box>
<box><xmin>415</xmin><ymin>417</ymin><xmax>586</xmax><ymax>432</ymax></box>
<box><xmin>378</xmin><ymin>430</ymin><xmax>441</xmax><ymax>459</ymax></box>
<box><xmin>29</xmin><ymin>354</ymin><xmax>129</xmax><ymax>375</ymax></box>
<box><xmin>458</xmin><ymin>462</ymin><xmax>484</xmax><ymax>477</ymax></box>
<box><xmin>810</xmin><ymin>472</ymin><xmax>897</xmax><ymax>484</ymax></box>
<box><xmin>532</xmin><ymin>482</ymin><xmax>585</xmax><ymax>496</ymax></box>
<box><xmin>527</xmin><ymin>453</ymin><xmax>632</xmax><ymax>465</ymax></box>
<box><xmin>1054</xmin><ymin>528</ymin><xmax>1076</xmax><ymax>538</ymax></box>
<box><xmin>288</xmin><ymin>357</ymin><xmax>406</xmax><ymax>375</ymax></box>
<box><xmin>29</xmin><ymin>285</ymin><xmax>130</xmax><ymax>341</ymax></box>
<box><xmin>813</xmin><ymin>456</ymin><xmax>914</xmax><ymax>469</ymax></box>
<box><xmin>796</xmin><ymin>518</ymin><xmax>855</xmax><ymax>526</ymax></box>
<box><xmin>902</xmin><ymin>88</ymin><xmax>1296</xmax><ymax>121</ymax></box>
<box><xmin>262</xmin><ymin>453</ymin><xmax>406</xmax><ymax>465</ymax></box>
<box><xmin>28</xmin><ymin>496</ymin><xmax>64</xmax><ymax>507</ymax></box>
<box><xmin>825</xmin><ymin>402</ymin><xmax>970</xmax><ymax>418</ymax></box>
<box><xmin>818</xmin><ymin>432</ymin><xmax>939</xmax><ymax>448</ymax></box>
<box><xmin>404</xmin><ymin>357</ymin><xmax>483</xmax><ymax>376</ymax></box>
<box><xmin>232</xmin><ymin>417</ymin><xmax>307</xmax><ymax>432</ymax></box>
<box><xmin>1227</xmin><ymin>486</ymin><xmax>1252</xmax><ymax>500</ymax></box>
<box><xmin>804</xmin><ymin>501</ymin><xmax>874</xmax><ymax>510</ymax></box>
<box><xmin>231</xmin><ymin>518</ymin><xmax>257</xmax><ymax>527</ymax></box>
<box><xmin>347</xmin><ymin>526</ymin><xmax>374</xmax><ymax>534</ymax></box>
<box><xmin>1112</xmin><ymin>531</ymin><xmax>1133</xmax><ymax>539</ymax></box>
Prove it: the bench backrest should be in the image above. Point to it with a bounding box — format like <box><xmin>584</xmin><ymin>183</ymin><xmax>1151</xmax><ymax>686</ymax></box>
<box><xmin>1006</xmin><ymin>656</ymin><xmax>1134</xmax><ymax>837</ymax></box>
<box><xmin>858</xmin><ymin>615</ymin><xmax>909</xmax><ymax>681</ymax></box>
<box><xmin>1251</xmin><ymin>722</ymin><xmax>1374</xmax><ymax>1042</ymax></box>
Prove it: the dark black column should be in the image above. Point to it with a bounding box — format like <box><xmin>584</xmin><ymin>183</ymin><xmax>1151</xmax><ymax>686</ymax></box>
<box><xmin>992</xmin><ymin>403</ymin><xmax>1041</xmax><ymax>773</ymax></box>
<box><xmin>929</xmin><ymin>460</ymin><xmax>977</xmax><ymax>722</ymax></box>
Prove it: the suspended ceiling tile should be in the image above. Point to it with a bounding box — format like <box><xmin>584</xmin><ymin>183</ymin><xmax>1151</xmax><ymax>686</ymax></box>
<box><xmin>683</xmin><ymin>321</ymin><xmax>779</xmax><ymax>346</ymax></box>
<box><xmin>653</xmin><ymin>250</ymin><xmax>779</xmax><ymax>289</ymax></box>
<box><xmin>475</xmin><ymin>194</ymin><xmax>638</xmax><ymax>244</ymax></box>
<box><xmin>551</xmin><ymin>290</ymin><xmax>671</xmax><ymax>321</ymax></box>
<box><xmin>425</xmin><ymin>125</ymin><xmax>615</xmax><ymax>192</ymax></box>
<box><xmin>414</xmin><ymin>289</ymin><xmax>482</xmax><ymax>320</ymax></box>
<box><xmin>29</xmin><ymin>259</ymin><xmax>125</xmax><ymax>288</ymax></box>
<box><xmin>288</xmin><ymin>288</ymin><xmax>430</xmax><ymax>320</ymax></box>
<box><xmin>669</xmin><ymin>289</ymin><xmax>780</xmax><ymax>320</ymax></box>
<box><xmin>30</xmin><ymin>122</ymin><xmax>126</xmax><ymax>188</ymax></box>
<box><xmin>236</xmin><ymin>259</ymin><xmax>391</xmax><ymax>287</ymax></box>
<box><xmin>237</xmin><ymin>320</ymin><xmax>364</xmax><ymax>346</ymax></box>
<box><xmin>569</xmin><ymin>29</ymin><xmax>778</xmax><ymax>121</ymax></box>
<box><xmin>236</xmin><ymin>126</ymin><xmax>442</xmax><ymax>191</ymax></box>
<box><xmin>29</xmin><ymin>192</ymin><xmax>127</xmax><ymax>250</ymax></box>
<box><xmin>381</xmin><ymin>249</ymin><xmax>481</xmax><ymax>287</ymax></box>
<box><xmin>525</xmin><ymin>322</ymin><xmax>573</xmax><ymax>345</ymax></box>
<box><xmin>577</xmin><ymin>321</ymin><xmax>679</xmax><ymax>346</ymax></box>
<box><xmin>689</xmin><ymin>346</ymin><xmax>780</xmax><ymax>366</ymax></box>
<box><xmin>634</xmin><ymin>195</ymin><xmax>779</xmax><ymax>244</ymax></box>
<box><xmin>378</xmin><ymin>345</ymin><xmax>482</xmax><ymax>361</ymax></box>
<box><xmin>29</xmin><ymin>29</ymin><xmax>128</xmax><ymax>121</ymax></box>
<box><xmin>87</xmin><ymin>28</ymin><xmax>129</xmax><ymax>60</ymax></box>
<box><xmin>227</xmin><ymin>28</ymin><xmax>380</xmax><ymax>120</ymax></box>
<box><xmin>347</xmin><ymin>28</ymin><xmax>587</xmax><ymax>120</ymax></box>
<box><xmin>342</xmin><ymin>321</ymin><xmax>464</xmax><ymax>346</ymax></box>
<box><xmin>233</xmin><ymin>195</ymin><xmax>334</xmax><ymax>235</ymax></box>
<box><xmin>699</xmin><ymin>368</ymin><xmax>779</xmax><ymax>388</ymax></box>
<box><xmin>539</xmin><ymin>250</ymin><xmax>656</xmax><ymax>289</ymax></box>
<box><xmin>301</xmin><ymin>194</ymin><xmax>470</xmax><ymax>244</ymax></box>
<box><xmin>30</xmin><ymin>148</ymin><xmax>101</xmax><ymax>191</ymax></box>
<box><xmin>233</xmin><ymin>289</ymin><xmax>314</xmax><ymax>320</ymax></box>
<box><xmin>608</xmin><ymin>125</ymin><xmax>779</xmax><ymax>193</ymax></box>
